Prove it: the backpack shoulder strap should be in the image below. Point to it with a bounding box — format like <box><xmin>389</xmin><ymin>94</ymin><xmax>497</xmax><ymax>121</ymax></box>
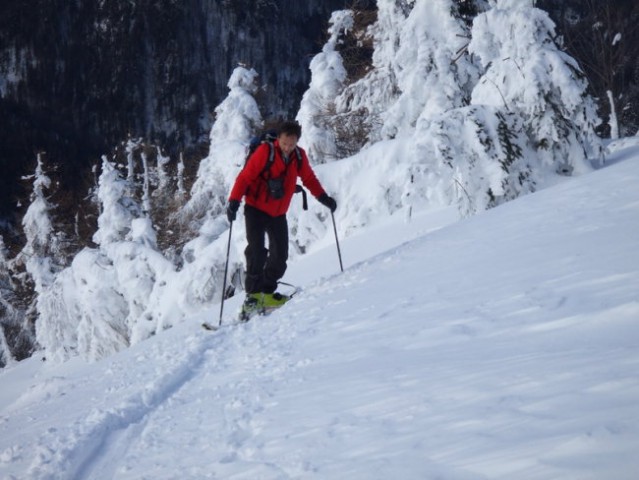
<box><xmin>259</xmin><ymin>141</ymin><xmax>275</xmax><ymax>177</ymax></box>
<box><xmin>294</xmin><ymin>146</ymin><xmax>303</xmax><ymax>170</ymax></box>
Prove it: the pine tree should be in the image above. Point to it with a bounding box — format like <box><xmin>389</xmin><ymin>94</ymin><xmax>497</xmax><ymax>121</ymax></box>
<box><xmin>381</xmin><ymin>0</ymin><xmax>479</xmax><ymax>138</ymax></box>
<box><xmin>468</xmin><ymin>0</ymin><xmax>601</xmax><ymax>174</ymax></box>
<box><xmin>36</xmin><ymin>153</ymin><xmax>177</xmax><ymax>362</ymax></box>
<box><xmin>333</xmin><ymin>0</ymin><xmax>408</xmax><ymax>146</ymax></box>
<box><xmin>317</xmin><ymin>0</ymin><xmax>480</xmax><ymax>154</ymax></box>
<box><xmin>420</xmin><ymin>105</ymin><xmax>534</xmax><ymax>216</ymax></box>
<box><xmin>297</xmin><ymin>10</ymin><xmax>353</xmax><ymax>163</ymax></box>
<box><xmin>182</xmin><ymin>65</ymin><xmax>262</xmax><ymax>234</ymax></box>
<box><xmin>20</xmin><ymin>155</ymin><xmax>59</xmax><ymax>307</ymax></box>
<box><xmin>36</xmin><ymin>156</ymin><xmax>140</xmax><ymax>361</ymax></box>
<box><xmin>10</xmin><ymin>154</ymin><xmax>64</xmax><ymax>362</ymax></box>
<box><xmin>93</xmin><ymin>156</ymin><xmax>141</xmax><ymax>246</ymax></box>
<box><xmin>178</xmin><ymin>65</ymin><xmax>260</xmax><ymax>306</ymax></box>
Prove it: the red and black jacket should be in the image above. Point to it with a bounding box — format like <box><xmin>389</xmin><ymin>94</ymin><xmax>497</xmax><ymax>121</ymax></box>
<box><xmin>229</xmin><ymin>140</ymin><xmax>326</xmax><ymax>217</ymax></box>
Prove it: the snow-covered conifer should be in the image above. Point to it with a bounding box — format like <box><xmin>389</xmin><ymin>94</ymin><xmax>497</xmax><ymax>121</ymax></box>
<box><xmin>178</xmin><ymin>66</ymin><xmax>260</xmax><ymax>308</ymax></box>
<box><xmin>297</xmin><ymin>10</ymin><xmax>353</xmax><ymax>163</ymax></box>
<box><xmin>381</xmin><ymin>0</ymin><xmax>479</xmax><ymax>139</ymax></box>
<box><xmin>93</xmin><ymin>156</ymin><xmax>141</xmax><ymax>246</ymax></box>
<box><xmin>20</xmin><ymin>154</ymin><xmax>55</xmax><ymax>271</ymax></box>
<box><xmin>37</xmin><ymin>154</ymin><xmax>175</xmax><ymax>362</ymax></box>
<box><xmin>333</xmin><ymin>0</ymin><xmax>408</xmax><ymax>146</ymax></box>
<box><xmin>184</xmin><ymin>66</ymin><xmax>262</xmax><ymax>232</ymax></box>
<box><xmin>417</xmin><ymin>105</ymin><xmax>536</xmax><ymax>216</ymax></box>
<box><xmin>9</xmin><ymin>155</ymin><xmax>66</xmax><ymax>362</ymax></box>
<box><xmin>19</xmin><ymin>155</ymin><xmax>65</xmax><ymax>305</ymax></box>
<box><xmin>327</xmin><ymin>0</ymin><xmax>479</xmax><ymax>148</ymax></box>
<box><xmin>469</xmin><ymin>0</ymin><xmax>601</xmax><ymax>174</ymax></box>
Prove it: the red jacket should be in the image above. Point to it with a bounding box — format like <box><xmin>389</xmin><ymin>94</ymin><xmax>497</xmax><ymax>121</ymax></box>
<box><xmin>229</xmin><ymin>140</ymin><xmax>326</xmax><ymax>217</ymax></box>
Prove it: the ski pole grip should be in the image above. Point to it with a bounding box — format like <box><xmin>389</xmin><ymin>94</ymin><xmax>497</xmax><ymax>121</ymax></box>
<box><xmin>295</xmin><ymin>184</ymin><xmax>308</xmax><ymax>210</ymax></box>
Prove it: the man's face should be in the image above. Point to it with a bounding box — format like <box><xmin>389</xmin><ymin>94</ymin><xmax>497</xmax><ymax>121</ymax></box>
<box><xmin>278</xmin><ymin>133</ymin><xmax>298</xmax><ymax>156</ymax></box>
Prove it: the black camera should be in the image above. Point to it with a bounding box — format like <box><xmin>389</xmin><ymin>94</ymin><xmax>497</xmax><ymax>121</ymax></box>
<box><xmin>267</xmin><ymin>177</ymin><xmax>285</xmax><ymax>199</ymax></box>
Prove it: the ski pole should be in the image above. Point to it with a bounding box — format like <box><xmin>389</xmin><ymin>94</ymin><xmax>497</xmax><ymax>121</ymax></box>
<box><xmin>331</xmin><ymin>211</ymin><xmax>344</xmax><ymax>273</ymax></box>
<box><xmin>218</xmin><ymin>221</ymin><xmax>233</xmax><ymax>326</ymax></box>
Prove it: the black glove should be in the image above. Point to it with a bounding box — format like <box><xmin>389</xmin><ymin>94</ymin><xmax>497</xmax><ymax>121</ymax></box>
<box><xmin>226</xmin><ymin>200</ymin><xmax>240</xmax><ymax>222</ymax></box>
<box><xmin>318</xmin><ymin>193</ymin><xmax>337</xmax><ymax>212</ymax></box>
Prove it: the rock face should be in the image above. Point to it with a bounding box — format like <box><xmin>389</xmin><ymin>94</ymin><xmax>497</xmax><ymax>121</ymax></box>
<box><xmin>0</xmin><ymin>0</ymin><xmax>346</xmax><ymax>217</ymax></box>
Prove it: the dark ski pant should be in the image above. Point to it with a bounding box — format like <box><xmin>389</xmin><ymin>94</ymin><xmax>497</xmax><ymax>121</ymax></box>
<box><xmin>244</xmin><ymin>205</ymin><xmax>288</xmax><ymax>294</ymax></box>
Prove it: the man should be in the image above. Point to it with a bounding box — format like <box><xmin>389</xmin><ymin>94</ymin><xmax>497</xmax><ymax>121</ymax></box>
<box><xmin>226</xmin><ymin>121</ymin><xmax>337</xmax><ymax>319</ymax></box>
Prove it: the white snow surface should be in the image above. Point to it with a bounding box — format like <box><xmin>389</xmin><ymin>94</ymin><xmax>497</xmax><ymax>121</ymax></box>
<box><xmin>1</xmin><ymin>144</ymin><xmax>639</xmax><ymax>479</ymax></box>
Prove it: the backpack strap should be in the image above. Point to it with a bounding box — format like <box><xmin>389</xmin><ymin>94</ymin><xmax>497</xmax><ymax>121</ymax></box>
<box><xmin>294</xmin><ymin>146</ymin><xmax>303</xmax><ymax>170</ymax></box>
<box><xmin>292</xmin><ymin>147</ymin><xmax>308</xmax><ymax>210</ymax></box>
<box><xmin>258</xmin><ymin>141</ymin><xmax>276</xmax><ymax>178</ymax></box>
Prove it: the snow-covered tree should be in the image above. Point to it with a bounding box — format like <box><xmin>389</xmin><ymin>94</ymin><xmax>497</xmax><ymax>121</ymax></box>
<box><xmin>416</xmin><ymin>105</ymin><xmax>536</xmax><ymax>216</ymax></box>
<box><xmin>20</xmin><ymin>154</ymin><xmax>62</xmax><ymax>285</ymax></box>
<box><xmin>333</xmin><ymin>0</ymin><xmax>408</xmax><ymax>147</ymax></box>
<box><xmin>93</xmin><ymin>156</ymin><xmax>141</xmax><ymax>246</ymax></box>
<box><xmin>183</xmin><ymin>66</ymin><xmax>262</xmax><ymax>232</ymax></box>
<box><xmin>297</xmin><ymin>10</ymin><xmax>353</xmax><ymax>163</ymax></box>
<box><xmin>404</xmin><ymin>0</ymin><xmax>603</xmax><ymax>218</ymax></box>
<box><xmin>37</xmin><ymin>156</ymin><xmax>175</xmax><ymax>362</ymax></box>
<box><xmin>318</xmin><ymin>0</ymin><xmax>480</xmax><ymax>156</ymax></box>
<box><xmin>177</xmin><ymin>66</ymin><xmax>262</xmax><ymax>307</ymax></box>
<box><xmin>380</xmin><ymin>0</ymin><xmax>479</xmax><ymax>139</ymax></box>
<box><xmin>469</xmin><ymin>0</ymin><xmax>601</xmax><ymax>174</ymax></box>
<box><xmin>2</xmin><ymin>155</ymin><xmax>66</xmax><ymax>364</ymax></box>
<box><xmin>21</xmin><ymin>157</ymin><xmax>63</xmax><ymax>320</ymax></box>
<box><xmin>140</xmin><ymin>148</ymin><xmax>152</xmax><ymax>214</ymax></box>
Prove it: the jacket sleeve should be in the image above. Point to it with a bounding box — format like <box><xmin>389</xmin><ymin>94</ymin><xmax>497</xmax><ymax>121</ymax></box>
<box><xmin>228</xmin><ymin>144</ymin><xmax>270</xmax><ymax>202</ymax></box>
<box><xmin>297</xmin><ymin>148</ymin><xmax>326</xmax><ymax>198</ymax></box>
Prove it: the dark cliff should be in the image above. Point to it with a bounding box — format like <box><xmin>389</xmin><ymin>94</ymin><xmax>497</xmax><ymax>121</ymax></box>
<box><xmin>0</xmin><ymin>0</ymin><xmax>348</xmax><ymax>220</ymax></box>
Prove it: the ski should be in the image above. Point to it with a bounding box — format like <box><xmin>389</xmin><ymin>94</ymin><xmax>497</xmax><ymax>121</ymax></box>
<box><xmin>201</xmin><ymin>322</ymin><xmax>220</xmax><ymax>331</ymax></box>
<box><xmin>201</xmin><ymin>317</ymin><xmax>248</xmax><ymax>331</ymax></box>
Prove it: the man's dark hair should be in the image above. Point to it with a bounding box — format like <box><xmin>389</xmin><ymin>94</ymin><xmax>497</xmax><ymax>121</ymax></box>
<box><xmin>279</xmin><ymin>120</ymin><xmax>302</xmax><ymax>139</ymax></box>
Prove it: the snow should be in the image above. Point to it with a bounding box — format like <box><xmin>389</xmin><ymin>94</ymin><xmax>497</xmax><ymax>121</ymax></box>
<box><xmin>1</xmin><ymin>144</ymin><xmax>638</xmax><ymax>479</ymax></box>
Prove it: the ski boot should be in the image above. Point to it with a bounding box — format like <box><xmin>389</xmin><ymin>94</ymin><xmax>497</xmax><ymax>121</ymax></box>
<box><xmin>261</xmin><ymin>292</ymin><xmax>290</xmax><ymax>314</ymax></box>
<box><xmin>239</xmin><ymin>293</ymin><xmax>264</xmax><ymax>322</ymax></box>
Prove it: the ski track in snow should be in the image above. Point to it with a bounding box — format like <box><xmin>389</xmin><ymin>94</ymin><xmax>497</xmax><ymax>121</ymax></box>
<box><xmin>71</xmin><ymin>334</ymin><xmax>219</xmax><ymax>480</ymax></box>
<box><xmin>112</xmin><ymin>312</ymin><xmax>320</xmax><ymax>479</ymax></box>
<box><xmin>5</xmin><ymin>331</ymin><xmax>219</xmax><ymax>480</ymax></box>
<box><xmin>2</xmin><ymin>313</ymin><xmax>316</xmax><ymax>479</ymax></box>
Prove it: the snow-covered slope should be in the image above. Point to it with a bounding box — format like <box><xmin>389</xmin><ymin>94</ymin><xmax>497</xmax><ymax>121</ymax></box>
<box><xmin>1</xmin><ymin>147</ymin><xmax>638</xmax><ymax>479</ymax></box>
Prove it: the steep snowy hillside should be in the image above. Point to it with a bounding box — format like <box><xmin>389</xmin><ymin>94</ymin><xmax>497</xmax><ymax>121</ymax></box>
<box><xmin>1</xmin><ymin>146</ymin><xmax>638</xmax><ymax>479</ymax></box>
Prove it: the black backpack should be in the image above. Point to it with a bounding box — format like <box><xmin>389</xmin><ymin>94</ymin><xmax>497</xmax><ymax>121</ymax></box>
<box><xmin>244</xmin><ymin>130</ymin><xmax>308</xmax><ymax>209</ymax></box>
